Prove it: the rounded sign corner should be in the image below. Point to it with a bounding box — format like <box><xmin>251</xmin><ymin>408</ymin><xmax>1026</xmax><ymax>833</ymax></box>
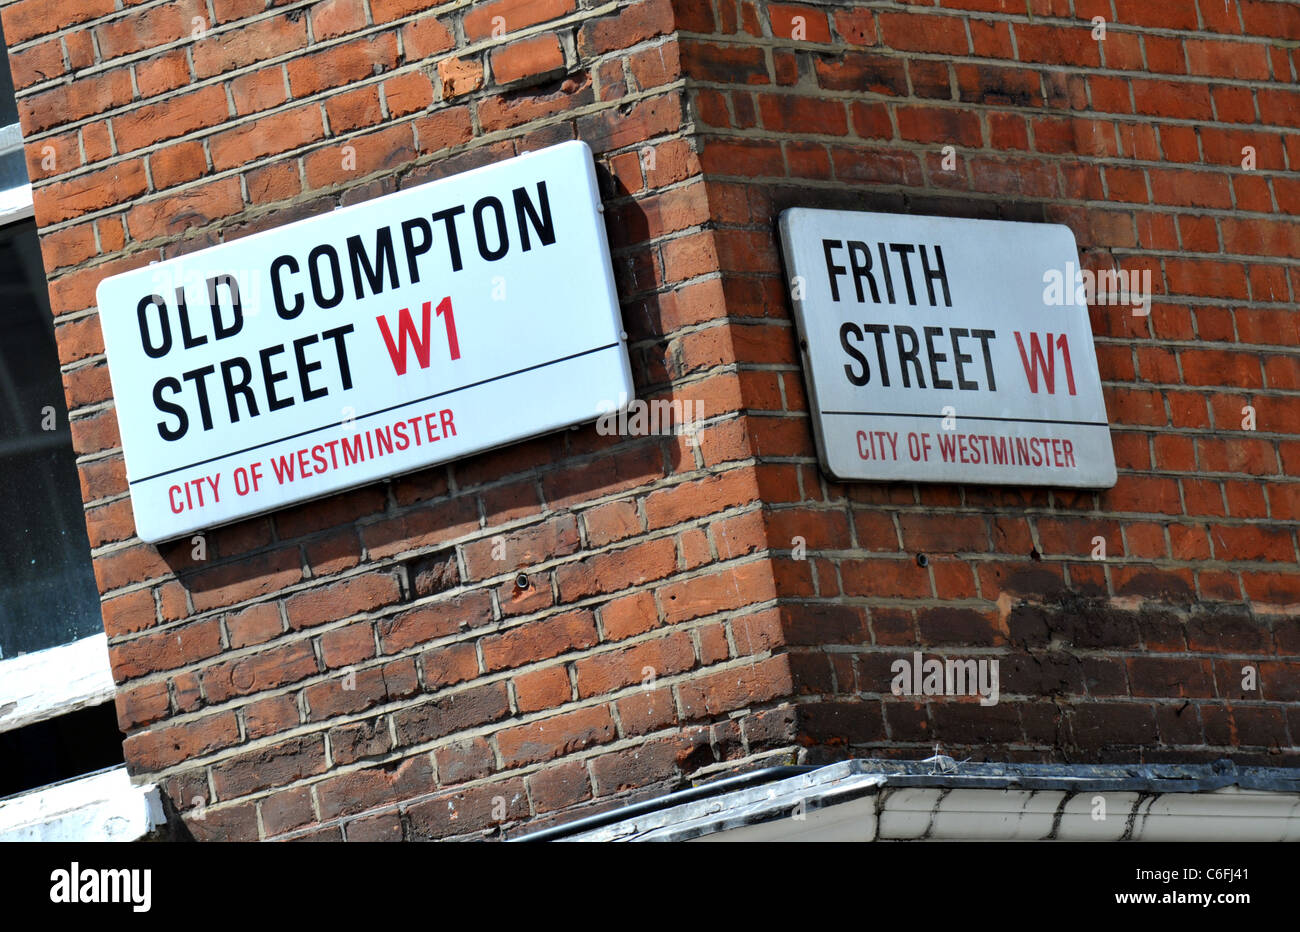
<box><xmin>1050</xmin><ymin>221</ymin><xmax>1082</xmax><ymax>254</ymax></box>
<box><xmin>134</xmin><ymin>522</ymin><xmax>167</xmax><ymax>546</ymax></box>
<box><xmin>819</xmin><ymin>463</ymin><xmax>851</xmax><ymax>484</ymax></box>
<box><xmin>93</xmin><ymin>276</ymin><xmax>114</xmax><ymax>311</ymax></box>
<box><xmin>777</xmin><ymin>207</ymin><xmax>808</xmax><ymax>232</ymax></box>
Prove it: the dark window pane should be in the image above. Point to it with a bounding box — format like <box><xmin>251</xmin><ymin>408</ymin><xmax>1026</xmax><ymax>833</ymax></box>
<box><xmin>0</xmin><ymin>18</ymin><xmax>24</xmax><ymax>192</ymax></box>
<box><xmin>0</xmin><ymin>19</ymin><xmax>18</xmax><ymax>126</ymax></box>
<box><xmin>0</xmin><ymin>703</ymin><xmax>125</xmax><ymax>799</ymax></box>
<box><xmin>0</xmin><ymin>218</ymin><xmax>103</xmax><ymax>658</ymax></box>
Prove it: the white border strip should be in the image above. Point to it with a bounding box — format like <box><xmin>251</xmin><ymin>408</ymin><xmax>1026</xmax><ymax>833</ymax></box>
<box><xmin>0</xmin><ymin>633</ymin><xmax>117</xmax><ymax>734</ymax></box>
<box><xmin>0</xmin><ymin>181</ymin><xmax>33</xmax><ymax>224</ymax></box>
<box><xmin>0</xmin><ymin>765</ymin><xmax>162</xmax><ymax>842</ymax></box>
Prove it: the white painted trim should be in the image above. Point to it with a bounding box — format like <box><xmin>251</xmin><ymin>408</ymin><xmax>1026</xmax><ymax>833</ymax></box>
<box><xmin>0</xmin><ymin>122</ymin><xmax>23</xmax><ymax>157</ymax></box>
<box><xmin>0</xmin><ymin>765</ymin><xmax>162</xmax><ymax>842</ymax></box>
<box><xmin>0</xmin><ymin>633</ymin><xmax>117</xmax><ymax>734</ymax></box>
<box><xmin>695</xmin><ymin>786</ymin><xmax>1300</xmax><ymax>843</ymax></box>
<box><xmin>0</xmin><ymin>181</ymin><xmax>33</xmax><ymax>225</ymax></box>
<box><xmin>556</xmin><ymin>763</ymin><xmax>1300</xmax><ymax>843</ymax></box>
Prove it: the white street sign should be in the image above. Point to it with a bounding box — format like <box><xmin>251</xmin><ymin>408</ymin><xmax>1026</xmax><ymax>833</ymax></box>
<box><xmin>778</xmin><ymin>208</ymin><xmax>1117</xmax><ymax>488</ymax></box>
<box><xmin>97</xmin><ymin>140</ymin><xmax>633</xmax><ymax>543</ymax></box>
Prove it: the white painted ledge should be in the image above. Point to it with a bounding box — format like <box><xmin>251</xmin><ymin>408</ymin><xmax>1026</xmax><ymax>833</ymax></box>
<box><xmin>546</xmin><ymin>761</ymin><xmax>1300</xmax><ymax>842</ymax></box>
<box><xmin>0</xmin><ymin>181</ymin><xmax>33</xmax><ymax>224</ymax></box>
<box><xmin>0</xmin><ymin>765</ymin><xmax>163</xmax><ymax>842</ymax></box>
<box><xmin>0</xmin><ymin>633</ymin><xmax>118</xmax><ymax>734</ymax></box>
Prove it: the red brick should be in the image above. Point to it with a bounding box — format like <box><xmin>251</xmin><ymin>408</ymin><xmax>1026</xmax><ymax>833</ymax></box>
<box><xmin>405</xmin><ymin>776</ymin><xmax>527</xmax><ymax>836</ymax></box>
<box><xmin>419</xmin><ymin>640</ymin><xmax>479</xmax><ymax>689</ymax></box>
<box><xmin>69</xmin><ymin>407</ymin><xmax>120</xmax><ymax>455</ymax></box>
<box><xmin>676</xmin><ymin>656</ymin><xmax>793</xmax><ymax>720</ymax></box>
<box><xmin>513</xmin><ymin>664</ymin><xmax>572</xmax><ymax>713</ymax></box>
<box><xmin>599</xmin><ymin>590</ymin><xmax>660</xmax><ymax>642</ymax></box>
<box><xmin>833</xmin><ymin>8</ymin><xmax>876</xmax><ymax>46</ymax></box>
<box><xmin>1113</xmin><ymin>0</ymin><xmax>1199</xmax><ymax>30</ymax></box>
<box><xmin>39</xmin><ymin>223</ymin><xmax>96</xmax><ymax>272</ymax></box>
<box><xmin>246</xmin><ymin>160</ymin><xmax>301</xmax><ymax>205</ymax></box>
<box><xmin>657</xmin><ymin>560</ymin><xmax>777</xmax><ymax>624</ymax></box>
<box><xmin>224</xmin><ymin>602</ymin><xmax>283</xmax><ymax>649</ymax></box>
<box><xmin>402</xmin><ymin>15</ymin><xmax>455</xmax><ymax>59</ymax></box>
<box><xmin>527</xmin><ymin>759</ymin><xmax>592</xmax><ymax>812</ymax></box>
<box><xmin>8</xmin><ymin>38</ymin><xmax>65</xmax><ymax>88</ymax></box>
<box><xmin>555</xmin><ymin>536</ymin><xmax>677</xmax><ymax>601</ymax></box>
<box><xmin>187</xmin><ymin>547</ymin><xmax>303</xmax><ymax>612</ymax></box>
<box><xmin>481</xmin><ymin>609</ymin><xmax>598</xmax><ymax>672</ymax></box>
<box><xmin>3</xmin><ymin>0</ymin><xmax>113</xmax><ymax>44</ymax></box>
<box><xmin>582</xmin><ymin>499</ymin><xmax>643</xmax><ymax>547</ymax></box>
<box><xmin>878</xmin><ymin>12</ymin><xmax>968</xmax><ymax>55</ymax></box>
<box><xmin>413</xmin><ymin>105</ymin><xmax>474</xmax><ymax>154</ymax></box>
<box><xmin>758</xmin><ymin>93</ymin><xmax>847</xmax><ymax>135</ymax></box>
<box><xmin>287</xmin><ymin>34</ymin><xmax>399</xmax><ymax>97</ymax></box>
<box><xmin>491</xmin><ymin>35</ymin><xmax>565</xmax><ymax>86</ymax></box>
<box><xmin>1014</xmin><ymin>22</ymin><xmax>1100</xmax><ymax>67</ymax></box>
<box><xmin>285</xmin><ymin>572</ymin><xmax>404</xmax><ymax>629</ymax></box>
<box><xmin>115</xmin><ymin>680</ymin><xmax>171</xmax><ymax>731</ymax></box>
<box><xmin>384</xmin><ymin>71</ymin><xmax>434</xmax><ymax>117</ymax></box>
<box><xmin>210</xmin><ymin>735</ymin><xmax>328</xmax><ymax>799</ymax></box>
<box><xmin>391</xmin><ymin>682</ymin><xmax>509</xmax><ymax>746</ymax></box>
<box><xmin>201</xmin><ymin>641</ymin><xmax>318</xmax><ymax>704</ymax></box>
<box><xmin>304</xmin><ymin>121</ymin><xmax>419</xmax><ymax>189</ymax></box>
<box><xmin>644</xmin><ymin>469</ymin><xmax>757</xmax><ymax>530</ymax></box>
<box><xmin>496</xmin><ymin>705</ymin><xmax>616</xmax><ymax>767</ymax></box>
<box><xmin>435</xmin><ymin>737</ymin><xmax>495</xmax><ymax>785</ymax></box>
<box><xmin>18</xmin><ymin>66</ymin><xmax>132</xmax><ymax>134</ymax></box>
<box><xmin>320</xmin><ymin>623</ymin><xmax>378</xmax><ymax>669</ymax></box>
<box><xmin>325</xmin><ymin>85</ymin><xmax>383</xmax><ymax>133</ymax></box>
<box><xmin>575</xmin><ymin>632</ymin><xmax>695</xmax><ymax>698</ymax></box>
<box><xmin>125</xmin><ymin>177</ymin><xmax>244</xmax><ymax>240</ymax></box>
<box><xmin>149</xmin><ymin>140</ymin><xmax>209</xmax><ymax>190</ymax></box>
<box><xmin>101</xmin><ymin>588</ymin><xmax>157</xmax><ymax>639</ymax></box>
<box><xmin>462</xmin><ymin>514</ymin><xmax>579</xmax><ymax>580</ymax></box>
<box><xmin>313</xmin><ymin>0</ymin><xmax>368</xmax><ymax>38</ymax></box>
<box><xmin>36</xmin><ymin>159</ymin><xmax>147</xmax><ymax>226</ymax></box>
<box><xmin>377</xmin><ymin>592</ymin><xmax>493</xmax><ymax>653</ymax></box>
<box><xmin>243</xmin><ymin>693</ymin><xmax>300</xmax><ymax>741</ymax></box>
<box><xmin>769</xmin><ymin>4</ymin><xmax>831</xmax><ymax>43</ymax></box>
<box><xmin>209</xmin><ymin>104</ymin><xmax>325</xmax><ymax>171</ymax></box>
<box><xmin>124</xmin><ymin>713</ymin><xmax>241</xmax><ymax>772</ymax></box>
<box><xmin>576</xmin><ymin>0</ymin><xmax>670</xmax><ymax>54</ymax></box>
<box><xmin>629</xmin><ymin>41</ymin><xmax>680</xmax><ymax>91</ymax></box>
<box><xmin>230</xmin><ymin>68</ymin><xmax>289</xmax><ymax>116</ymax></box>
<box><xmin>617</xmin><ymin>686</ymin><xmax>676</xmax><ymax>735</ymax></box>
<box><xmin>305</xmin><ymin>659</ymin><xmax>418</xmax><ymax>721</ymax></box>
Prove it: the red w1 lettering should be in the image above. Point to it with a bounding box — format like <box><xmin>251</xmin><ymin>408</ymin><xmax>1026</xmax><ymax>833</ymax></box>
<box><xmin>376</xmin><ymin>296</ymin><xmax>460</xmax><ymax>376</ymax></box>
<box><xmin>1014</xmin><ymin>331</ymin><xmax>1076</xmax><ymax>395</ymax></box>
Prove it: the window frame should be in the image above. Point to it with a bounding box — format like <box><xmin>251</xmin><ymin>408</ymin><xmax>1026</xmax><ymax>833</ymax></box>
<box><xmin>0</xmin><ymin>119</ymin><xmax>31</xmax><ymax>224</ymax></box>
<box><xmin>0</xmin><ymin>633</ymin><xmax>117</xmax><ymax>734</ymax></box>
<box><xmin>0</xmin><ymin>151</ymin><xmax>113</xmax><ymax>741</ymax></box>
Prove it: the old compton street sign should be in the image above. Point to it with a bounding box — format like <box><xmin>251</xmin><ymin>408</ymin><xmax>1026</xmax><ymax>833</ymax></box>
<box><xmin>97</xmin><ymin>141</ymin><xmax>633</xmax><ymax>543</ymax></box>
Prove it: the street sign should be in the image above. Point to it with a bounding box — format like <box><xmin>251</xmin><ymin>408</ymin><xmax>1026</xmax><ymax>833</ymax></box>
<box><xmin>778</xmin><ymin>208</ymin><xmax>1116</xmax><ymax>488</ymax></box>
<box><xmin>97</xmin><ymin>140</ymin><xmax>633</xmax><ymax>543</ymax></box>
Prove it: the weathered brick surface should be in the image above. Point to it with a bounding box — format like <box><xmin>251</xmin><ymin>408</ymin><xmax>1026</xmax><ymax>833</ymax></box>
<box><xmin>671</xmin><ymin>0</ymin><xmax>1298</xmax><ymax>775</ymax></box>
<box><xmin>9</xmin><ymin>0</ymin><xmax>1298</xmax><ymax>840</ymax></box>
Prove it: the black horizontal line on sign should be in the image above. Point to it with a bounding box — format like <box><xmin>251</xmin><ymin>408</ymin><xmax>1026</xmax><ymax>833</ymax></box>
<box><xmin>130</xmin><ymin>342</ymin><xmax>621</xmax><ymax>485</ymax></box>
<box><xmin>821</xmin><ymin>411</ymin><xmax>1110</xmax><ymax>428</ymax></box>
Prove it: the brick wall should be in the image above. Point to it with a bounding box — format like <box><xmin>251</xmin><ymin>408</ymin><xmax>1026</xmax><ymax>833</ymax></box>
<box><xmin>680</xmin><ymin>0</ymin><xmax>1300</xmax><ymax>766</ymax></box>
<box><xmin>5</xmin><ymin>0</ymin><xmax>1297</xmax><ymax>840</ymax></box>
